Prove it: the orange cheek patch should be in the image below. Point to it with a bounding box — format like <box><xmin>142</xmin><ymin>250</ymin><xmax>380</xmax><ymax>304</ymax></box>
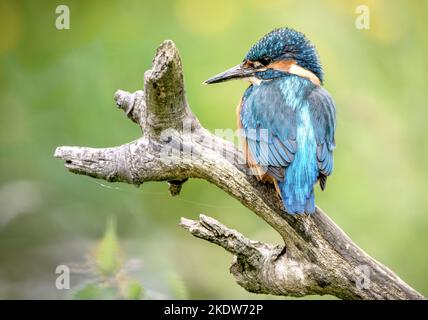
<box><xmin>268</xmin><ymin>60</ymin><xmax>320</xmax><ymax>86</ymax></box>
<box><xmin>269</xmin><ymin>59</ymin><xmax>297</xmax><ymax>71</ymax></box>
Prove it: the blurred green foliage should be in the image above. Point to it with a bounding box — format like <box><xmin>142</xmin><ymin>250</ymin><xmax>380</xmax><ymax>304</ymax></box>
<box><xmin>72</xmin><ymin>218</ymin><xmax>144</xmax><ymax>300</ymax></box>
<box><xmin>0</xmin><ymin>0</ymin><xmax>427</xmax><ymax>299</ymax></box>
<box><xmin>94</xmin><ymin>217</ymin><xmax>122</xmax><ymax>277</ymax></box>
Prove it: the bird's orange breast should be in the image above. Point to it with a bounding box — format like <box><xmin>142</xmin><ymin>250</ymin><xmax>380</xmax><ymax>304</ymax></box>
<box><xmin>236</xmin><ymin>96</ymin><xmax>281</xmax><ymax>196</ymax></box>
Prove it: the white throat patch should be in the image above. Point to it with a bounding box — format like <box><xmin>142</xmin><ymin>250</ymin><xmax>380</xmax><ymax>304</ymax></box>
<box><xmin>247</xmin><ymin>77</ymin><xmax>262</xmax><ymax>85</ymax></box>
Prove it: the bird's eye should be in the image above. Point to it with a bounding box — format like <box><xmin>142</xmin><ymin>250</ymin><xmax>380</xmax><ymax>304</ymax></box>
<box><xmin>258</xmin><ymin>57</ymin><xmax>272</xmax><ymax>66</ymax></box>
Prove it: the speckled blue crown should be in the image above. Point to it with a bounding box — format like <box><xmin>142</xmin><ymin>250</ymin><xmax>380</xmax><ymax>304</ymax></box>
<box><xmin>245</xmin><ymin>27</ymin><xmax>323</xmax><ymax>83</ymax></box>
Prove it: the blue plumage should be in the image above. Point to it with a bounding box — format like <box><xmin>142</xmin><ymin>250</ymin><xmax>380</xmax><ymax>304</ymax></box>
<box><xmin>241</xmin><ymin>74</ymin><xmax>335</xmax><ymax>214</ymax></box>
<box><xmin>204</xmin><ymin>27</ymin><xmax>336</xmax><ymax>214</ymax></box>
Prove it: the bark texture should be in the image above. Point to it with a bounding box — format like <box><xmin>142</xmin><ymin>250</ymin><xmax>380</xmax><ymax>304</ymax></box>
<box><xmin>54</xmin><ymin>40</ymin><xmax>424</xmax><ymax>300</ymax></box>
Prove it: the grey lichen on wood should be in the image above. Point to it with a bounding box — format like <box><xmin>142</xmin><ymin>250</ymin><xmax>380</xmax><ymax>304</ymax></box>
<box><xmin>54</xmin><ymin>40</ymin><xmax>425</xmax><ymax>300</ymax></box>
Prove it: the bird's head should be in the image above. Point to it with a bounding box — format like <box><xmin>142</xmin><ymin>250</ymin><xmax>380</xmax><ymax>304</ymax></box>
<box><xmin>204</xmin><ymin>27</ymin><xmax>323</xmax><ymax>86</ymax></box>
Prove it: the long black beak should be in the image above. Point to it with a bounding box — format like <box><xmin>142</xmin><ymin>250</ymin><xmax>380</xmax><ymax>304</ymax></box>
<box><xmin>203</xmin><ymin>64</ymin><xmax>257</xmax><ymax>84</ymax></box>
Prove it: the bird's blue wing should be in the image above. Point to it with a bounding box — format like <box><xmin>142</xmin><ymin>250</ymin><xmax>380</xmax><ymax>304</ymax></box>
<box><xmin>240</xmin><ymin>83</ymin><xmax>297</xmax><ymax>181</ymax></box>
<box><xmin>308</xmin><ymin>86</ymin><xmax>336</xmax><ymax>189</ymax></box>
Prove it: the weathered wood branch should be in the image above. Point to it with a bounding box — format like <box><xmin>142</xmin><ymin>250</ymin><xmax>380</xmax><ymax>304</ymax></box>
<box><xmin>54</xmin><ymin>40</ymin><xmax>424</xmax><ymax>300</ymax></box>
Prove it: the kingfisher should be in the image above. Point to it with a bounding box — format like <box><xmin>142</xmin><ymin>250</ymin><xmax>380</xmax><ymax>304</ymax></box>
<box><xmin>204</xmin><ymin>27</ymin><xmax>336</xmax><ymax>214</ymax></box>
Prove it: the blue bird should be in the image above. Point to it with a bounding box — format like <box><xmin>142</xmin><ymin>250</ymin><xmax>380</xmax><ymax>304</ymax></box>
<box><xmin>204</xmin><ymin>28</ymin><xmax>336</xmax><ymax>214</ymax></box>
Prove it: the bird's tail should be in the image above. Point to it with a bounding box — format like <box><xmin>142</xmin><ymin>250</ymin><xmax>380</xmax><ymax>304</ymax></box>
<box><xmin>278</xmin><ymin>181</ymin><xmax>315</xmax><ymax>214</ymax></box>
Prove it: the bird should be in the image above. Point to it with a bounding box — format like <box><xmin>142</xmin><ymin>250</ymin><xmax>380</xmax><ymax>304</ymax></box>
<box><xmin>204</xmin><ymin>27</ymin><xmax>336</xmax><ymax>214</ymax></box>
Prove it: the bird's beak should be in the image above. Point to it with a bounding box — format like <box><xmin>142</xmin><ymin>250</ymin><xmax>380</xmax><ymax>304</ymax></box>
<box><xmin>203</xmin><ymin>64</ymin><xmax>257</xmax><ymax>84</ymax></box>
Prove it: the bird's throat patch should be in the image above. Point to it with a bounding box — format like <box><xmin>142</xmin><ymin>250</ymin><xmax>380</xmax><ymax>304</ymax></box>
<box><xmin>247</xmin><ymin>77</ymin><xmax>262</xmax><ymax>85</ymax></box>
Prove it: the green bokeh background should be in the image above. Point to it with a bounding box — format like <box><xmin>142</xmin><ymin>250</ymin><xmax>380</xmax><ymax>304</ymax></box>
<box><xmin>0</xmin><ymin>0</ymin><xmax>427</xmax><ymax>299</ymax></box>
